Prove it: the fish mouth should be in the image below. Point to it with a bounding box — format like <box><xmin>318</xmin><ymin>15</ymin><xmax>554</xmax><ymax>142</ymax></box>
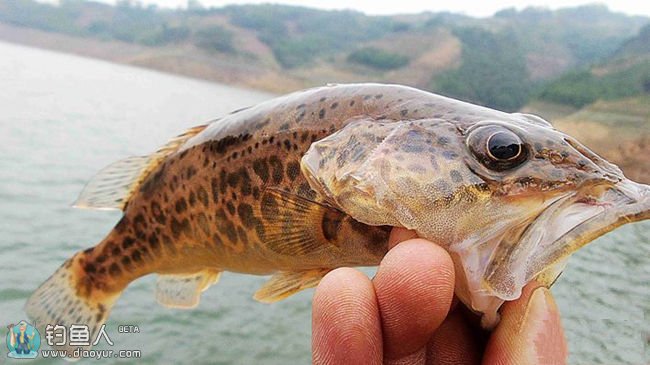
<box><xmin>483</xmin><ymin>178</ymin><xmax>650</xmax><ymax>301</ymax></box>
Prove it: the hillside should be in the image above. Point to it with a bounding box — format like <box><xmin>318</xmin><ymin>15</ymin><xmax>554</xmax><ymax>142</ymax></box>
<box><xmin>0</xmin><ymin>1</ymin><xmax>648</xmax><ymax>111</ymax></box>
<box><xmin>535</xmin><ymin>22</ymin><xmax>650</xmax><ymax>108</ymax></box>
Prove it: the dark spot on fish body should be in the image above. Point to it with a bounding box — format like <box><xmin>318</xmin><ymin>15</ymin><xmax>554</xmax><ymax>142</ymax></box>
<box><xmin>120</xmin><ymin>256</ymin><xmax>131</xmax><ymax>270</ymax></box>
<box><xmin>210</xmin><ymin>178</ymin><xmax>219</xmax><ymax>204</ymax></box>
<box><xmin>131</xmin><ymin>250</ymin><xmax>142</xmax><ymax>264</ymax></box>
<box><xmin>319</xmin><ymin>109</ymin><xmax>326</xmax><ymax>119</ymax></box>
<box><xmin>442</xmin><ymin>151</ymin><xmax>458</xmax><ymax>160</ymax></box>
<box><xmin>402</xmin><ymin>143</ymin><xmax>425</xmax><ymax>153</ymax></box>
<box><xmin>171</xmin><ymin>218</ymin><xmax>191</xmax><ymax>239</ymax></box>
<box><xmin>252</xmin><ymin>158</ymin><xmax>269</xmax><ymax>183</ymax></box>
<box><xmin>197</xmin><ymin>213</ymin><xmax>211</xmax><ymax>237</ymax></box>
<box><xmin>186</xmin><ymin>166</ymin><xmax>197</xmax><ymax>179</ymax></box>
<box><xmin>261</xmin><ymin>194</ymin><xmax>279</xmax><ymax>221</ymax></box>
<box><xmin>122</xmin><ymin>237</ymin><xmax>136</xmax><ymax>250</ymax></box>
<box><xmin>133</xmin><ymin>214</ymin><xmax>148</xmax><ymax>240</ymax></box>
<box><xmin>208</xmin><ymin>134</ymin><xmax>251</xmax><ymax>155</ymax></box>
<box><xmin>321</xmin><ymin>210</ymin><xmax>343</xmax><ymax>242</ymax></box>
<box><xmin>433</xmin><ymin>179</ymin><xmax>453</xmax><ymax>198</ymax></box>
<box><xmin>331</xmin><ymin>102</ymin><xmax>339</xmax><ymax>109</ymax></box>
<box><xmin>175</xmin><ymin>198</ymin><xmax>188</xmax><ymax>214</ymax></box>
<box><xmin>237</xmin><ymin>203</ymin><xmax>256</xmax><ymax>229</ymax></box>
<box><xmin>226</xmin><ymin>201</ymin><xmax>236</xmax><ymax>216</ymax></box>
<box><xmin>239</xmin><ymin>168</ymin><xmax>252</xmax><ymax>196</ymax></box>
<box><xmin>279</xmin><ymin>122</ymin><xmax>290</xmax><ymax>131</ymax></box>
<box><xmin>219</xmin><ymin>170</ymin><xmax>228</xmax><ymax>194</ymax></box>
<box><xmin>84</xmin><ymin>263</ymin><xmax>96</xmax><ymax>274</ymax></box>
<box><xmin>286</xmin><ymin>161</ymin><xmax>300</xmax><ymax>181</ymax></box>
<box><xmin>197</xmin><ymin>186</ymin><xmax>209</xmax><ymax>206</ymax></box>
<box><xmin>148</xmin><ymin>234</ymin><xmax>161</xmax><ymax>254</ymax></box>
<box><xmin>269</xmin><ymin>156</ymin><xmax>284</xmax><ymax>184</ymax></box>
<box><xmin>252</xmin><ymin>187</ymin><xmax>260</xmax><ymax>199</ymax></box>
<box><xmin>283</xmin><ymin>139</ymin><xmax>292</xmax><ymax>151</ymax></box>
<box><xmin>109</xmin><ymin>263</ymin><xmax>121</xmax><ymax>276</ymax></box>
<box><xmin>219</xmin><ymin>219</ymin><xmax>238</xmax><ymax>246</ymax></box>
<box><xmin>188</xmin><ymin>191</ymin><xmax>196</xmax><ymax>206</ymax></box>
<box><xmin>450</xmin><ymin>170</ymin><xmax>463</xmax><ymax>183</ymax></box>
<box><xmin>400</xmin><ymin>109</ymin><xmax>408</xmax><ymax>117</ymax></box>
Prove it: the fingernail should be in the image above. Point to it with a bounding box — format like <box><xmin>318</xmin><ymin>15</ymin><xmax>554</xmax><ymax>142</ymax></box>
<box><xmin>522</xmin><ymin>287</ymin><xmax>568</xmax><ymax>364</ymax></box>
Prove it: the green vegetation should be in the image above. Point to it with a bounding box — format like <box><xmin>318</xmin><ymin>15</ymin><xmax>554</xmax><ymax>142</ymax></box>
<box><xmin>347</xmin><ymin>47</ymin><xmax>409</xmax><ymax>70</ymax></box>
<box><xmin>194</xmin><ymin>25</ymin><xmax>234</xmax><ymax>53</ymax></box>
<box><xmin>222</xmin><ymin>4</ymin><xmax>398</xmax><ymax>68</ymax></box>
<box><xmin>432</xmin><ymin>27</ymin><xmax>532</xmax><ymax>111</ymax></box>
<box><xmin>537</xmin><ymin>61</ymin><xmax>650</xmax><ymax>107</ymax></box>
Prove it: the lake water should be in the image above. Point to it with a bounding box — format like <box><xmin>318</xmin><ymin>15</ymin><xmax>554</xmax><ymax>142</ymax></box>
<box><xmin>0</xmin><ymin>40</ymin><xmax>648</xmax><ymax>364</ymax></box>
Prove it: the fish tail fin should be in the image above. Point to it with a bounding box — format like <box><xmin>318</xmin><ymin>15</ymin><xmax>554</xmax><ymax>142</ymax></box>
<box><xmin>25</xmin><ymin>249</ymin><xmax>125</xmax><ymax>357</ymax></box>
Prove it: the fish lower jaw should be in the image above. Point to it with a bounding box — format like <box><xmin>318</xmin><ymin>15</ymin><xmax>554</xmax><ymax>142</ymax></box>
<box><xmin>451</xmin><ymin>178</ymin><xmax>650</xmax><ymax>329</ymax></box>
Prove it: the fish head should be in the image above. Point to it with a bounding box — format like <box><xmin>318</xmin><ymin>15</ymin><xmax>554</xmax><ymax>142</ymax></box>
<box><xmin>302</xmin><ymin>114</ymin><xmax>650</xmax><ymax>328</ymax></box>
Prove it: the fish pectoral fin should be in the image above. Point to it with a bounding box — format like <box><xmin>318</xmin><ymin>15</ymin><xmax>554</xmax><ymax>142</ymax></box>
<box><xmin>74</xmin><ymin>124</ymin><xmax>207</xmax><ymax>211</ymax></box>
<box><xmin>253</xmin><ymin>269</ymin><xmax>330</xmax><ymax>303</ymax></box>
<box><xmin>261</xmin><ymin>188</ymin><xmax>346</xmax><ymax>255</ymax></box>
<box><xmin>155</xmin><ymin>269</ymin><xmax>221</xmax><ymax>309</ymax></box>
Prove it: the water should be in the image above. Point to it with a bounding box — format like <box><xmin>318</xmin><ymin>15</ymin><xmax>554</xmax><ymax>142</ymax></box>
<box><xmin>0</xmin><ymin>41</ymin><xmax>648</xmax><ymax>364</ymax></box>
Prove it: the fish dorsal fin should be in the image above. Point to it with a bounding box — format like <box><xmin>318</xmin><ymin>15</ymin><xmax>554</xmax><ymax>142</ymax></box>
<box><xmin>74</xmin><ymin>124</ymin><xmax>207</xmax><ymax>210</ymax></box>
<box><xmin>253</xmin><ymin>269</ymin><xmax>329</xmax><ymax>303</ymax></box>
<box><xmin>155</xmin><ymin>270</ymin><xmax>221</xmax><ymax>309</ymax></box>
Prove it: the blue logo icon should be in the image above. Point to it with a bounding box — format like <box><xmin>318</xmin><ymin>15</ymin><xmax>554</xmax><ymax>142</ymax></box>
<box><xmin>6</xmin><ymin>320</ymin><xmax>40</xmax><ymax>359</ymax></box>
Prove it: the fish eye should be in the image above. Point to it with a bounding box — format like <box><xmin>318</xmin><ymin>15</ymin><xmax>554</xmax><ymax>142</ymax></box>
<box><xmin>467</xmin><ymin>126</ymin><xmax>528</xmax><ymax>171</ymax></box>
<box><xmin>487</xmin><ymin>132</ymin><xmax>522</xmax><ymax>161</ymax></box>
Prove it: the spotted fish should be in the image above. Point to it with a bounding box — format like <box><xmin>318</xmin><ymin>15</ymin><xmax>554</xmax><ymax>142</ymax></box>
<box><xmin>26</xmin><ymin>84</ymin><xmax>650</xmax><ymax>348</ymax></box>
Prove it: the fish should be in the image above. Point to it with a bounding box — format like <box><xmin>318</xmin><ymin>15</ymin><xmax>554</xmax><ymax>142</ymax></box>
<box><xmin>25</xmin><ymin>83</ymin><xmax>650</xmax><ymax>349</ymax></box>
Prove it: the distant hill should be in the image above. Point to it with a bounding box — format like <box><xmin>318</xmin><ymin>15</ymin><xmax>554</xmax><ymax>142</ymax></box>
<box><xmin>0</xmin><ymin>1</ymin><xmax>648</xmax><ymax>111</ymax></box>
<box><xmin>535</xmin><ymin>23</ymin><xmax>650</xmax><ymax>108</ymax></box>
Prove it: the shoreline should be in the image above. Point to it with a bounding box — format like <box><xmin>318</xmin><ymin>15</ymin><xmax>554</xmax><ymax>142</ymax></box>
<box><xmin>0</xmin><ymin>22</ymin><xmax>305</xmax><ymax>94</ymax></box>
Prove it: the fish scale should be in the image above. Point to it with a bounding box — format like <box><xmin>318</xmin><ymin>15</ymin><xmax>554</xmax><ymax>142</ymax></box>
<box><xmin>24</xmin><ymin>83</ymin><xmax>650</xmax><ymax>354</ymax></box>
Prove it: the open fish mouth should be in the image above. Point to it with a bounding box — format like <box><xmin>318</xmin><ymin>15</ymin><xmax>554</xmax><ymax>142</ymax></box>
<box><xmin>483</xmin><ymin>178</ymin><xmax>650</xmax><ymax>301</ymax></box>
<box><xmin>452</xmin><ymin>178</ymin><xmax>650</xmax><ymax>328</ymax></box>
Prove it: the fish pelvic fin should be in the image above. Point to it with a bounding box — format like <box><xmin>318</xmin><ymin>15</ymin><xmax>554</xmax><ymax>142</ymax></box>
<box><xmin>253</xmin><ymin>269</ymin><xmax>330</xmax><ymax>303</ymax></box>
<box><xmin>25</xmin><ymin>250</ymin><xmax>125</xmax><ymax>359</ymax></box>
<box><xmin>155</xmin><ymin>270</ymin><xmax>221</xmax><ymax>309</ymax></box>
<box><xmin>74</xmin><ymin>124</ymin><xmax>208</xmax><ymax>211</ymax></box>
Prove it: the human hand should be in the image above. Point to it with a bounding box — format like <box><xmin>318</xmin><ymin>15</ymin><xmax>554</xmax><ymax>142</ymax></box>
<box><xmin>312</xmin><ymin>228</ymin><xmax>568</xmax><ymax>365</ymax></box>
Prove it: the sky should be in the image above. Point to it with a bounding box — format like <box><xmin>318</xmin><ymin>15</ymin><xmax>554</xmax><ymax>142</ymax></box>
<box><xmin>94</xmin><ymin>0</ymin><xmax>650</xmax><ymax>17</ymax></box>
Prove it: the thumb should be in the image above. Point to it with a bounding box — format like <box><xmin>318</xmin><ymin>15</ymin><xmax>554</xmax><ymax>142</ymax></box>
<box><xmin>483</xmin><ymin>282</ymin><xmax>568</xmax><ymax>365</ymax></box>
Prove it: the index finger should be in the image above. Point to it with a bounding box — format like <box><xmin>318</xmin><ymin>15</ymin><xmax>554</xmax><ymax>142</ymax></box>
<box><xmin>373</xmin><ymin>238</ymin><xmax>455</xmax><ymax>359</ymax></box>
